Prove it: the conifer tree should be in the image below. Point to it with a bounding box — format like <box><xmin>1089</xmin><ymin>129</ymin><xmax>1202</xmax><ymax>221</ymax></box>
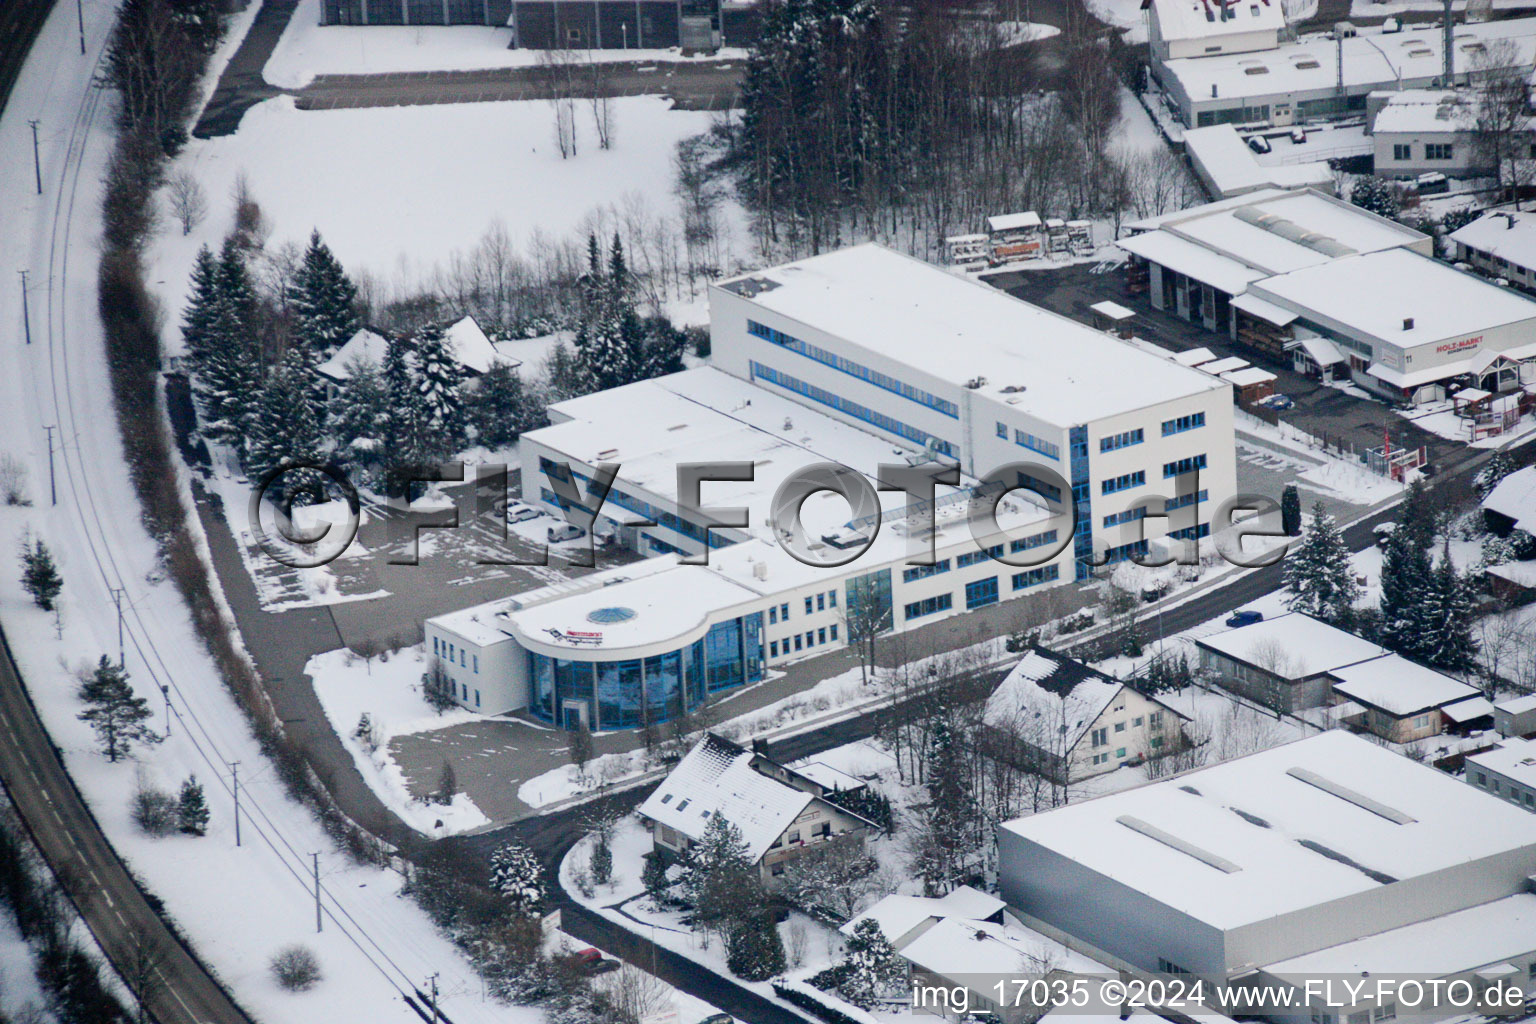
<box><xmin>288</xmin><ymin>230</ymin><xmax>359</xmax><ymax>356</ymax></box>
<box><xmin>1476</xmin><ymin>448</ymin><xmax>1516</xmax><ymax>497</ymax></box>
<box><xmin>329</xmin><ymin>357</ymin><xmax>390</xmax><ymax>483</ymax></box>
<box><xmin>641</xmin><ymin>852</ymin><xmax>670</xmax><ymax>902</ymax></box>
<box><xmin>19</xmin><ymin>536</ymin><xmax>63</xmax><ymax>612</ymax></box>
<box><xmin>180</xmin><ymin>244</ymin><xmax>220</xmax><ymax>364</ymax></box>
<box><xmin>412</xmin><ymin>323</ymin><xmax>466</xmax><ymax>451</ymax></box>
<box><xmin>1282</xmin><ymin>501</ymin><xmax>1359</xmax><ymax>622</ymax></box>
<box><xmin>77</xmin><ymin>656</ymin><xmax>157</xmax><ymax>762</ymax></box>
<box><xmin>1379</xmin><ymin>530</ymin><xmax>1434</xmax><ymax>660</ymax></box>
<box><xmin>194</xmin><ymin>239</ymin><xmax>262</xmax><ymax>452</ymax></box>
<box><xmin>726</xmin><ymin>912</ymin><xmax>786</xmax><ymax>981</ymax></box>
<box><xmin>177</xmin><ymin>775</ymin><xmax>210</xmax><ymax>835</ymax></box>
<box><xmin>246</xmin><ymin>349</ymin><xmax>324</xmax><ymax>497</ymax></box>
<box><xmin>490</xmin><ymin>842</ymin><xmax>545</xmax><ymax>916</ymax></box>
<box><xmin>1280</xmin><ymin>483</ymin><xmax>1301</xmax><ymax>537</ymax></box>
<box><xmin>1398</xmin><ymin>478</ymin><xmax>1438</xmax><ymax>553</ymax></box>
<box><xmin>839</xmin><ymin>918</ymin><xmax>903</xmax><ymax>1008</ymax></box>
<box><xmin>467</xmin><ymin>362</ymin><xmax>543</xmax><ymax>449</ymax></box>
<box><xmin>1422</xmin><ymin>551</ymin><xmax>1478</xmax><ymax>673</ymax></box>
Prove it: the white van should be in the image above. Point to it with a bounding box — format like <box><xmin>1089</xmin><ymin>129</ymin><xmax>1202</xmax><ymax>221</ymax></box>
<box><xmin>548</xmin><ymin>523</ymin><xmax>586</xmax><ymax>543</ymax></box>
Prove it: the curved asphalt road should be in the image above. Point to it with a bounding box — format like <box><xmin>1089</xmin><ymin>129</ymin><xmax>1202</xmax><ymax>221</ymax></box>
<box><xmin>0</xmin><ymin>624</ymin><xmax>255</xmax><ymax>1024</ymax></box>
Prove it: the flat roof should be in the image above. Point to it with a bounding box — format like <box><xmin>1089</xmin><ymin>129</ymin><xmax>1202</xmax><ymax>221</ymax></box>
<box><xmin>1497</xmin><ymin>693</ymin><xmax>1536</xmax><ymax>716</ymax></box>
<box><xmin>1118</xmin><ymin>230</ymin><xmax>1267</xmax><ymax>295</ymax></box>
<box><xmin>1328</xmin><ymin>654</ymin><xmax>1481</xmax><ymax>717</ymax></box>
<box><xmin>1372</xmin><ymin>89</ymin><xmax>1477</xmax><ymax>135</ymax></box>
<box><xmin>1264</xmin><ymin>893</ymin><xmax>1536</xmax><ymax>976</ymax></box>
<box><xmin>1196</xmin><ymin>612</ymin><xmax>1388</xmax><ymax>679</ymax></box>
<box><xmin>1184</xmin><ymin>125</ymin><xmax>1331</xmax><ymax>199</ymax></box>
<box><xmin>1001</xmin><ymin>732</ymin><xmax>1536</xmax><ymax>932</ymax></box>
<box><xmin>1467</xmin><ymin>736</ymin><xmax>1536</xmax><ymax>786</ymax></box>
<box><xmin>1253</xmin><ymin>248</ymin><xmax>1536</xmax><ymax>347</ymax></box>
<box><xmin>716</xmin><ymin>244</ymin><xmax>1228</xmax><ymax>426</ymax></box>
<box><xmin>1163</xmin><ymin>19</ymin><xmax>1536</xmax><ymax>106</ymax></box>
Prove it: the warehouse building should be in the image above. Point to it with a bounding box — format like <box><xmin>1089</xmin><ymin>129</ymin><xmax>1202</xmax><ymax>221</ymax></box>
<box><xmin>998</xmin><ymin>732</ymin><xmax>1536</xmax><ymax>1021</ymax></box>
<box><xmin>317</xmin><ymin>0</ymin><xmax>759</xmax><ymax>49</ymax></box>
<box><xmin>1149</xmin><ymin>0</ymin><xmax>1285</xmax><ymax>69</ymax></box>
<box><xmin>1120</xmin><ymin>188</ymin><xmax>1536</xmax><ymax>403</ymax></box>
<box><xmin>1156</xmin><ymin>17</ymin><xmax>1536</xmax><ymax>128</ymax></box>
<box><xmin>424</xmin><ymin>244</ymin><xmax>1239</xmax><ymax>728</ymax></box>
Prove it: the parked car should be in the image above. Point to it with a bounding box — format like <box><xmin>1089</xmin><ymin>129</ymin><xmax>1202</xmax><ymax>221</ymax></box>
<box><xmin>1258</xmin><ymin>393</ymin><xmax>1295</xmax><ymax>411</ymax></box>
<box><xmin>548</xmin><ymin>522</ymin><xmax>587</xmax><ymax>543</ymax></box>
<box><xmin>1225</xmin><ymin>610</ymin><xmax>1264</xmax><ymax>628</ymax></box>
<box><xmin>1142</xmin><ymin>580</ymin><xmax>1171</xmax><ymax>603</ymax></box>
<box><xmin>1247</xmin><ymin>135</ymin><xmax>1272</xmax><ymax>155</ymax></box>
<box><xmin>571</xmin><ymin>948</ymin><xmax>603</xmax><ymax>965</ymax></box>
<box><xmin>1290</xmin><ymin>126</ymin><xmax>1307</xmax><ymax>144</ymax></box>
<box><xmin>506</xmin><ymin>502</ymin><xmax>541</xmax><ymax>523</ymax></box>
<box><xmin>586</xmin><ymin>959</ymin><xmax>620</xmax><ymax>975</ymax></box>
<box><xmin>699</xmin><ymin>1014</ymin><xmax>734</xmax><ymax>1024</ymax></box>
<box><xmin>1415</xmin><ymin>172</ymin><xmax>1449</xmax><ymax>196</ymax></box>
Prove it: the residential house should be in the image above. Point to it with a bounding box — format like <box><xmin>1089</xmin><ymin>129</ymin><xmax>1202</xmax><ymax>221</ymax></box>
<box><xmin>983</xmin><ymin>646</ymin><xmax>1190</xmax><ymax>782</ymax></box>
<box><xmin>1194</xmin><ymin>611</ymin><xmax>1388</xmax><ymax>712</ymax></box>
<box><xmin>636</xmin><ymin>733</ymin><xmax>876</xmax><ymax>885</ymax></box>
<box><xmin>1327</xmin><ymin>653</ymin><xmax>1484</xmax><ymax>742</ymax></box>
<box><xmin>1453</xmin><ymin>210</ymin><xmax>1536</xmax><ymax>295</ymax></box>
<box><xmin>1466</xmin><ymin>736</ymin><xmax>1536</xmax><ymax>812</ymax></box>
<box><xmin>1368</xmin><ymin>90</ymin><xmax>1497</xmax><ymax>180</ymax></box>
<box><xmin>315</xmin><ymin>315</ymin><xmax>511</xmax><ymax>400</ymax></box>
<box><xmin>1495</xmin><ymin>693</ymin><xmax>1536</xmax><ymax>737</ymax></box>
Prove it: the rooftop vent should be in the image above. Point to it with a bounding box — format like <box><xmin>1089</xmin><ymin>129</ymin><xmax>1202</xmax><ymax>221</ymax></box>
<box><xmin>1403</xmin><ymin>317</ymin><xmax>1415</xmax><ymax>331</ymax></box>
<box><xmin>1001</xmin><ymin>384</ymin><xmax>1028</xmax><ymax>394</ymax></box>
<box><xmin>1117</xmin><ymin>815</ymin><xmax>1241</xmax><ymax>873</ymax></box>
<box><xmin>965</xmin><ymin>376</ymin><xmax>989</xmax><ymax>389</ymax></box>
<box><xmin>1285</xmin><ymin>767</ymin><xmax>1418</xmax><ymax>824</ymax></box>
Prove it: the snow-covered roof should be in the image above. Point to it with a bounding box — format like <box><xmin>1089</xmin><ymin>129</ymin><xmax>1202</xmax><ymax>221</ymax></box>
<box><xmin>988</xmin><ymin>211</ymin><xmax>1041</xmax><ymax>232</ymax></box>
<box><xmin>840</xmin><ymin>885</ymin><xmax>1006</xmax><ymax>945</ymax></box>
<box><xmin>315</xmin><ymin>316</ymin><xmax>508</xmax><ymax>381</ymax></box>
<box><xmin>790</xmin><ymin>761</ymin><xmax>866</xmax><ymax>794</ymax></box>
<box><xmin>1195</xmin><ymin>612</ymin><xmax>1388</xmax><ymax>681</ymax></box>
<box><xmin>1221</xmin><ymin>366</ymin><xmax>1277</xmax><ymax>387</ymax></box>
<box><xmin>1118</xmin><ymin>230</ymin><xmax>1267</xmax><ymax>295</ymax></box>
<box><xmin>1163</xmin><ymin>19</ymin><xmax>1536</xmax><ymax>109</ymax></box>
<box><xmin>1173</xmin><ymin>346</ymin><xmax>1218</xmax><ymax>366</ymax></box>
<box><xmin>1328</xmin><ymin>654</ymin><xmax>1481</xmax><ymax>717</ymax></box>
<box><xmin>1152</xmin><ymin>0</ymin><xmax>1283</xmax><ymax>42</ymax></box>
<box><xmin>1231</xmin><ymin>291</ymin><xmax>1299</xmax><ymax>326</ymax></box>
<box><xmin>715</xmin><ymin>244</ymin><xmax>1229</xmax><ymax>426</ymax></box>
<box><xmin>1265</xmin><ymin>893</ymin><xmax>1536</xmax><ymax>976</ymax></box>
<box><xmin>1252</xmin><ymin>248</ymin><xmax>1536</xmax><ymax>347</ymax></box>
<box><xmin>1441</xmin><ymin>695</ymin><xmax>1495</xmax><ymax>723</ymax></box>
<box><xmin>897</xmin><ymin>915</ymin><xmax>1108</xmax><ymax>980</ymax></box>
<box><xmin>1000</xmin><ymin>731</ymin><xmax>1536</xmax><ymax>932</ymax></box>
<box><xmin>1090</xmin><ymin>300</ymin><xmax>1136</xmax><ymax>320</ymax></box>
<box><xmin>1292</xmin><ymin>334</ymin><xmax>1343</xmax><ymax>366</ymax></box>
<box><xmin>985</xmin><ymin>648</ymin><xmax>1133</xmax><ymax>752</ymax></box>
<box><xmin>1452</xmin><ymin>210</ymin><xmax>1536</xmax><ymax>270</ymax></box>
<box><xmin>1371</xmin><ymin>89</ymin><xmax>1477</xmax><ymax>135</ymax></box>
<box><xmin>1483</xmin><ymin>466</ymin><xmax>1536</xmax><ymax>533</ymax></box>
<box><xmin>316</xmin><ymin>327</ymin><xmax>390</xmax><ymax>381</ymax></box>
<box><xmin>637</xmin><ymin>733</ymin><xmax>815</xmax><ymax>862</ymax></box>
<box><xmin>1468</xmin><ymin>737</ymin><xmax>1536</xmax><ymax>786</ymax></box>
<box><xmin>1199</xmin><ymin>356</ymin><xmax>1250</xmax><ymax>375</ymax></box>
<box><xmin>1497</xmin><ymin>693</ymin><xmax>1536</xmax><ymax>716</ymax></box>
<box><xmin>1182</xmin><ymin>124</ymin><xmax>1334</xmax><ymax>199</ymax></box>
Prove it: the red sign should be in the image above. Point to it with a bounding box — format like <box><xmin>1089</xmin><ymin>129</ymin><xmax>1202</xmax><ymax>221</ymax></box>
<box><xmin>1436</xmin><ymin>335</ymin><xmax>1483</xmax><ymax>355</ymax></box>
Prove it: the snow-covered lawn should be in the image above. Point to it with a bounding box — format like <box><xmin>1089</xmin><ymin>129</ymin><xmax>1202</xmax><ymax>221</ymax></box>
<box><xmin>0</xmin><ymin>909</ymin><xmax>47</xmax><ymax>1023</ymax></box>
<box><xmin>1086</xmin><ymin>0</ymin><xmax>1148</xmax><ymax>41</ymax></box>
<box><xmin>264</xmin><ymin>0</ymin><xmax>749</xmax><ymax>88</ymax></box>
<box><xmin>156</xmin><ymin>93</ymin><xmax>743</xmax><ymax>337</ymax></box>
<box><xmin>308</xmin><ymin>645</ymin><xmax>492</xmax><ymax>834</ymax></box>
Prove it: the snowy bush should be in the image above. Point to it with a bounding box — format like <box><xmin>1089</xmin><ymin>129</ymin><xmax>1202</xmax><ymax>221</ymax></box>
<box><xmin>270</xmin><ymin>945</ymin><xmax>323</xmax><ymax>991</ymax></box>
<box><xmin>131</xmin><ymin>777</ymin><xmax>179</xmax><ymax>838</ymax></box>
<box><xmin>0</xmin><ymin>453</ymin><xmax>29</xmax><ymax>506</ymax></box>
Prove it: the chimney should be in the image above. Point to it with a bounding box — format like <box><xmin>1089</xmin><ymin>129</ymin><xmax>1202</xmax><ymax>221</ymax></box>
<box><xmin>1212</xmin><ymin>84</ymin><xmax>1219</xmax><ymax>97</ymax></box>
<box><xmin>1403</xmin><ymin>316</ymin><xmax>1415</xmax><ymax>330</ymax></box>
<box><xmin>1508</xmin><ymin>214</ymin><xmax>1517</xmax><ymax>230</ymax></box>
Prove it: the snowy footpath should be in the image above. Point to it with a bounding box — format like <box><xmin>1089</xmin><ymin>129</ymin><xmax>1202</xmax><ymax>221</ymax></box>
<box><xmin>0</xmin><ymin>3</ymin><xmax>530</xmax><ymax>1021</ymax></box>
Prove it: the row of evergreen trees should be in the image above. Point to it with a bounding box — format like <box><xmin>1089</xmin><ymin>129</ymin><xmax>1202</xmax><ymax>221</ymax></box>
<box><xmin>1283</xmin><ymin>484</ymin><xmax>1478</xmax><ymax>675</ymax></box>
<box><xmin>181</xmin><ymin>229</ymin><xmax>686</xmax><ymax>494</ymax></box>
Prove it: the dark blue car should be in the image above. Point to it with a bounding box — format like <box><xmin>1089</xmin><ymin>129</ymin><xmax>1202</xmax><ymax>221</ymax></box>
<box><xmin>1225</xmin><ymin>610</ymin><xmax>1264</xmax><ymax>627</ymax></box>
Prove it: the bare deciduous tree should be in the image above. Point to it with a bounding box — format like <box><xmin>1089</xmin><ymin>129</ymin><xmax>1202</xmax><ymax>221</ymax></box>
<box><xmin>166</xmin><ymin>171</ymin><xmax>207</xmax><ymax>235</ymax></box>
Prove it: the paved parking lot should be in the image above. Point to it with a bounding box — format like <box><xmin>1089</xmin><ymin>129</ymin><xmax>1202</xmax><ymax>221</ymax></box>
<box><xmin>990</xmin><ymin>261</ymin><xmax>1457</xmax><ymax>467</ymax></box>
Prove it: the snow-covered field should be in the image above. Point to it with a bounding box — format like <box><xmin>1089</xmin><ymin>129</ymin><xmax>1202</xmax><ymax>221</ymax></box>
<box><xmin>308</xmin><ymin>645</ymin><xmax>492</xmax><ymax>834</ymax></box>
<box><xmin>0</xmin><ymin>3</ymin><xmax>539</xmax><ymax>1021</ymax></box>
<box><xmin>264</xmin><ymin>0</ymin><xmax>749</xmax><ymax>88</ymax></box>
<box><xmin>155</xmin><ymin>93</ymin><xmax>744</xmax><ymax>341</ymax></box>
<box><xmin>0</xmin><ymin>910</ymin><xmax>47</xmax><ymax>1023</ymax></box>
<box><xmin>1086</xmin><ymin>0</ymin><xmax>1148</xmax><ymax>42</ymax></box>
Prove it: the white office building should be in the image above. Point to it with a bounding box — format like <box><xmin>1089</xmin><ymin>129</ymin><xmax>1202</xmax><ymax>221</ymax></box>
<box><xmin>426</xmin><ymin>244</ymin><xmax>1237</xmax><ymax>728</ymax></box>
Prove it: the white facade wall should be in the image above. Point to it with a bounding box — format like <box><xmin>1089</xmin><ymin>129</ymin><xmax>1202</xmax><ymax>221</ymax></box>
<box><xmin>1069</xmin><ymin>688</ymin><xmax>1183</xmax><ymax>779</ymax></box>
<box><xmin>424</xmin><ymin>620</ymin><xmax>527</xmax><ymax>715</ymax></box>
<box><xmin>1372</xmin><ymin>128</ymin><xmax>1486</xmax><ymax>179</ymax></box>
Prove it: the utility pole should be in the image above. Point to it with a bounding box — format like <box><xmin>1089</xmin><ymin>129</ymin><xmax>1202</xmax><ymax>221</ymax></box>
<box><xmin>1443</xmin><ymin>0</ymin><xmax>1454</xmax><ymax>86</ymax></box>
<box><xmin>27</xmin><ymin>121</ymin><xmax>41</xmax><ymax>195</ymax></box>
<box><xmin>426</xmin><ymin>974</ymin><xmax>440</xmax><ymax>1023</ymax></box>
<box><xmin>42</xmin><ymin>425</ymin><xmax>55</xmax><ymax>505</ymax></box>
<box><xmin>160</xmin><ymin>685</ymin><xmax>171</xmax><ymax>738</ymax></box>
<box><xmin>110</xmin><ymin>587</ymin><xmax>125</xmax><ymax>666</ymax></box>
<box><xmin>231</xmin><ymin>762</ymin><xmax>242</xmax><ymax>847</ymax></box>
<box><xmin>19</xmin><ymin>271</ymin><xmax>31</xmax><ymax>346</ymax></box>
<box><xmin>312</xmin><ymin>853</ymin><xmax>323</xmax><ymax>933</ymax></box>
<box><xmin>76</xmin><ymin>0</ymin><xmax>85</xmax><ymax>54</ymax></box>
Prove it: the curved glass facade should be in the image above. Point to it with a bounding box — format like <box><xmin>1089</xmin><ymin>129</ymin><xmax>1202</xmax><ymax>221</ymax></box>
<box><xmin>529</xmin><ymin>612</ymin><xmax>763</xmax><ymax>730</ymax></box>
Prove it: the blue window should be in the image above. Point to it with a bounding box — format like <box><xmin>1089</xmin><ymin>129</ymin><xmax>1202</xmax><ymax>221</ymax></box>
<box><xmin>1165</xmin><ymin>490</ymin><xmax>1209</xmax><ymax>512</ymax></box>
<box><xmin>769</xmin><ymin>606</ymin><xmax>777</xmax><ymax>625</ymax></box>
<box><xmin>1010</xmin><ymin>529</ymin><xmax>1058</xmax><ymax>553</ymax></box>
<box><xmin>474</xmin><ymin>690</ymin><xmax>480</xmax><ymax>707</ymax></box>
<box><xmin>747</xmin><ymin>321</ymin><xmax>960</xmax><ymax>418</ymax></box>
<box><xmin>1100</xmin><ymin>429</ymin><xmax>1144</xmax><ymax>452</ymax></box>
<box><xmin>1017</xmin><ymin>471</ymin><xmax>1063</xmax><ymax>504</ymax></box>
<box><xmin>956</xmin><ymin>545</ymin><xmax>1003</xmax><ymax>568</ymax></box>
<box><xmin>1163</xmin><ymin>454</ymin><xmax>1208</xmax><ymax>478</ymax></box>
<box><xmin>781</xmin><ymin>602</ymin><xmax>789</xmax><ymax>620</ymax></box>
<box><xmin>805</xmin><ymin>631</ymin><xmax>814</xmax><ymax>648</ymax></box>
<box><xmin>1015</xmin><ymin>429</ymin><xmax>1060</xmax><ymax>460</ymax></box>
<box><xmin>996</xmin><ymin>422</ymin><xmax>1008</xmax><ymax>439</ymax></box>
<box><xmin>1012</xmin><ymin>565</ymin><xmax>1060</xmax><ymax>590</ymax></box>
<box><xmin>804</xmin><ymin>596</ymin><xmax>813</xmax><ymax>615</ymax></box>
<box><xmin>750</xmin><ymin>362</ymin><xmax>957</xmax><ymax>456</ymax></box>
<box><xmin>1102</xmin><ymin>471</ymin><xmax>1146</xmax><ymax>495</ymax></box>
<box><xmin>1104</xmin><ymin>507</ymin><xmax>1146</xmax><ymax>528</ymax></box>
<box><xmin>473</xmin><ymin>655</ymin><xmax>479</xmax><ymax>674</ymax></box>
<box><xmin>794</xmin><ymin>635</ymin><xmax>802</xmax><ymax>651</ymax></box>
<box><xmin>770</xmin><ymin>640</ymin><xmax>778</xmax><ymax>658</ymax></box>
<box><xmin>1170</xmin><ymin>523</ymin><xmax>1211</xmax><ymax>540</ymax></box>
<box><xmin>433</xmin><ymin>637</ymin><xmax>440</xmax><ymax>656</ymax></box>
<box><xmin>828</xmin><ymin>590</ymin><xmax>837</xmax><ymax>608</ymax></box>
<box><xmin>1162</xmin><ymin>412</ymin><xmax>1206</xmax><ymax>437</ymax></box>
<box><xmin>1105</xmin><ymin>540</ymin><xmax>1150</xmax><ymax>563</ymax></box>
<box><xmin>818</xmin><ymin>627</ymin><xmax>826</xmax><ymax>644</ymax></box>
<box><xmin>965</xmin><ymin>577</ymin><xmax>1000</xmax><ymax>610</ymax></box>
<box><xmin>817</xmin><ymin>593</ymin><xmax>825</xmax><ymax>612</ymax></box>
<box><xmin>904</xmin><ymin>594</ymin><xmax>953</xmax><ymax>620</ymax></box>
<box><xmin>902</xmin><ymin>559</ymin><xmax>951</xmax><ymax>583</ymax></box>
<box><xmin>830</xmin><ymin>624</ymin><xmax>838</xmax><ymax>641</ymax></box>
